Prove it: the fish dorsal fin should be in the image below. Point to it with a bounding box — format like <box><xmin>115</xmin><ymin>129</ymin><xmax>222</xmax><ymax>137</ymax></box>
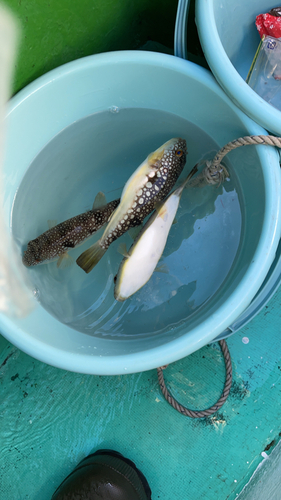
<box><xmin>93</xmin><ymin>191</ymin><xmax>107</xmax><ymax>210</ymax></box>
<box><xmin>117</xmin><ymin>242</ymin><xmax>129</xmax><ymax>258</ymax></box>
<box><xmin>47</xmin><ymin>219</ymin><xmax>57</xmax><ymax>229</ymax></box>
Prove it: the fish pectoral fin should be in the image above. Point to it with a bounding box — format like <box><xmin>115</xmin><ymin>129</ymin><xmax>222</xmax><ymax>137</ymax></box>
<box><xmin>92</xmin><ymin>191</ymin><xmax>107</xmax><ymax>210</ymax></box>
<box><xmin>76</xmin><ymin>240</ymin><xmax>106</xmax><ymax>273</ymax></box>
<box><xmin>172</xmin><ymin>218</ymin><xmax>178</xmax><ymax>225</ymax></box>
<box><xmin>47</xmin><ymin>219</ymin><xmax>57</xmax><ymax>229</ymax></box>
<box><xmin>155</xmin><ymin>263</ymin><xmax>169</xmax><ymax>274</ymax></box>
<box><xmin>57</xmin><ymin>252</ymin><xmax>74</xmax><ymax>269</ymax></box>
<box><xmin>154</xmin><ymin>201</ymin><xmax>162</xmax><ymax>213</ymax></box>
<box><xmin>147</xmin><ymin>151</ymin><xmax>161</xmax><ymax>169</ymax></box>
<box><xmin>154</xmin><ymin>201</ymin><xmax>167</xmax><ymax>220</ymax></box>
<box><xmin>128</xmin><ymin>225</ymin><xmax>143</xmax><ymax>240</ymax></box>
<box><xmin>117</xmin><ymin>242</ymin><xmax>129</xmax><ymax>258</ymax></box>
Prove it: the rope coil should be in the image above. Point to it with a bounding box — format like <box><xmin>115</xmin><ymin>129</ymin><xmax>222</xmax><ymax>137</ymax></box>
<box><xmin>157</xmin><ymin>340</ymin><xmax>232</xmax><ymax>418</ymax></box>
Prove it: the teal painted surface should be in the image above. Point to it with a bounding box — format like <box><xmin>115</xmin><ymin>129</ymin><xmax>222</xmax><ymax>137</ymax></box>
<box><xmin>0</xmin><ymin>285</ymin><xmax>281</xmax><ymax>499</ymax></box>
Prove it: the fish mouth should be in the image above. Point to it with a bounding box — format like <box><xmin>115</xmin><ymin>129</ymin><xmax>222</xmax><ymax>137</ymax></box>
<box><xmin>22</xmin><ymin>253</ymin><xmax>31</xmax><ymax>267</ymax></box>
<box><xmin>22</xmin><ymin>256</ymin><xmax>36</xmax><ymax>267</ymax></box>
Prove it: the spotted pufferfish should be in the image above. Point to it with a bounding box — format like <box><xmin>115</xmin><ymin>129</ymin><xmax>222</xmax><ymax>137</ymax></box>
<box><xmin>76</xmin><ymin>137</ymin><xmax>187</xmax><ymax>273</ymax></box>
<box><xmin>22</xmin><ymin>193</ymin><xmax>120</xmax><ymax>267</ymax></box>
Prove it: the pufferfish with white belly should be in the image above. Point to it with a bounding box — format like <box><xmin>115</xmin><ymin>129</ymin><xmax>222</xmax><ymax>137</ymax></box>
<box><xmin>76</xmin><ymin>137</ymin><xmax>187</xmax><ymax>273</ymax></box>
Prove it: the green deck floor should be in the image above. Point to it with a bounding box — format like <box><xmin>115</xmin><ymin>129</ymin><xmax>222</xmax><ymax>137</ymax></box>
<box><xmin>1</xmin><ymin>285</ymin><xmax>281</xmax><ymax>499</ymax></box>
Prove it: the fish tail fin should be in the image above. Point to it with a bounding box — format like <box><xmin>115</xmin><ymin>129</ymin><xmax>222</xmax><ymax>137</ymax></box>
<box><xmin>76</xmin><ymin>240</ymin><xmax>106</xmax><ymax>273</ymax></box>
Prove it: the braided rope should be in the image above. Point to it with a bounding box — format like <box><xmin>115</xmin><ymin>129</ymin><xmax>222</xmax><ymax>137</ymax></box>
<box><xmin>187</xmin><ymin>134</ymin><xmax>281</xmax><ymax>187</ymax></box>
<box><xmin>157</xmin><ymin>340</ymin><xmax>232</xmax><ymax>418</ymax></box>
<box><xmin>206</xmin><ymin>134</ymin><xmax>281</xmax><ymax>185</ymax></box>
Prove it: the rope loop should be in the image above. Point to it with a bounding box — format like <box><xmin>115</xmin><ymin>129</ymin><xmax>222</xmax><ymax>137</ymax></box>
<box><xmin>187</xmin><ymin>134</ymin><xmax>281</xmax><ymax>188</ymax></box>
<box><xmin>208</xmin><ymin>134</ymin><xmax>281</xmax><ymax>180</ymax></box>
<box><xmin>157</xmin><ymin>340</ymin><xmax>232</xmax><ymax>418</ymax></box>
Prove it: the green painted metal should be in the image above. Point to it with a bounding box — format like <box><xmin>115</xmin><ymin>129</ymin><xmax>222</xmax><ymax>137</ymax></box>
<box><xmin>2</xmin><ymin>0</ymin><xmax>178</xmax><ymax>94</ymax></box>
<box><xmin>1</xmin><ymin>286</ymin><xmax>281</xmax><ymax>499</ymax></box>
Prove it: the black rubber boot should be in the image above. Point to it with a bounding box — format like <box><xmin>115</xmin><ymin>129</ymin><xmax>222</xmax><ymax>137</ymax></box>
<box><xmin>51</xmin><ymin>449</ymin><xmax>152</xmax><ymax>500</ymax></box>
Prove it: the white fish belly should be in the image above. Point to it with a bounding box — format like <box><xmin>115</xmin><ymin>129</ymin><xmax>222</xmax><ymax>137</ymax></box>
<box><xmin>118</xmin><ymin>194</ymin><xmax>180</xmax><ymax>299</ymax></box>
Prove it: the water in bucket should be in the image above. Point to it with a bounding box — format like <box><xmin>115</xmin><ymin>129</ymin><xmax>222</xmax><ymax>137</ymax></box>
<box><xmin>12</xmin><ymin>107</ymin><xmax>242</xmax><ymax>339</ymax></box>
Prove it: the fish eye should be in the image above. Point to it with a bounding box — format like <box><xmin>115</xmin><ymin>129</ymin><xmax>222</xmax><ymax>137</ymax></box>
<box><xmin>175</xmin><ymin>149</ymin><xmax>183</xmax><ymax>157</ymax></box>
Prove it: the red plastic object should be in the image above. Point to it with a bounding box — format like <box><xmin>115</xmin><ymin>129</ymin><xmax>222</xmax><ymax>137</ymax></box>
<box><xmin>256</xmin><ymin>8</ymin><xmax>281</xmax><ymax>39</ymax></box>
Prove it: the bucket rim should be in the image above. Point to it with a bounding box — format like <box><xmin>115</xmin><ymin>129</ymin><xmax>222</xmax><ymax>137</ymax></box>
<box><xmin>2</xmin><ymin>50</ymin><xmax>281</xmax><ymax>374</ymax></box>
<box><xmin>195</xmin><ymin>0</ymin><xmax>281</xmax><ymax>136</ymax></box>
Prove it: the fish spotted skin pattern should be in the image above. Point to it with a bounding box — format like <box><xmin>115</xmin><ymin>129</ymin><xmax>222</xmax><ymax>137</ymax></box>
<box><xmin>22</xmin><ymin>198</ymin><xmax>120</xmax><ymax>267</ymax></box>
<box><xmin>76</xmin><ymin>138</ymin><xmax>187</xmax><ymax>273</ymax></box>
<box><xmin>105</xmin><ymin>140</ymin><xmax>187</xmax><ymax>247</ymax></box>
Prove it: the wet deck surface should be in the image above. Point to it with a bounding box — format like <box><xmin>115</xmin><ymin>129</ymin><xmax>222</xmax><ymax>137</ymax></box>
<box><xmin>1</xmin><ymin>285</ymin><xmax>280</xmax><ymax>499</ymax></box>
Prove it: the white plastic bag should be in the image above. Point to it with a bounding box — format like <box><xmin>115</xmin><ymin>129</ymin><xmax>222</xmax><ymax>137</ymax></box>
<box><xmin>0</xmin><ymin>6</ymin><xmax>34</xmax><ymax>317</ymax></box>
<box><xmin>247</xmin><ymin>35</ymin><xmax>281</xmax><ymax>110</ymax></box>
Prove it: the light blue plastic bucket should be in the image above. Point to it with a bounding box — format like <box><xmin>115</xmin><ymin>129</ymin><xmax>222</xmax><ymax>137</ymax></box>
<box><xmin>175</xmin><ymin>0</ymin><xmax>281</xmax><ymax>340</ymax></box>
<box><xmin>2</xmin><ymin>51</ymin><xmax>280</xmax><ymax>375</ymax></box>
<box><xmin>196</xmin><ymin>0</ymin><xmax>281</xmax><ymax>136</ymax></box>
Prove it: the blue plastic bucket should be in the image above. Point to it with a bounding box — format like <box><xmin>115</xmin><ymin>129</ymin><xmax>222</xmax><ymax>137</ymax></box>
<box><xmin>2</xmin><ymin>51</ymin><xmax>280</xmax><ymax>374</ymax></box>
<box><xmin>196</xmin><ymin>0</ymin><xmax>281</xmax><ymax>136</ymax></box>
<box><xmin>175</xmin><ymin>0</ymin><xmax>281</xmax><ymax>340</ymax></box>
<box><xmin>214</xmin><ymin>239</ymin><xmax>281</xmax><ymax>341</ymax></box>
